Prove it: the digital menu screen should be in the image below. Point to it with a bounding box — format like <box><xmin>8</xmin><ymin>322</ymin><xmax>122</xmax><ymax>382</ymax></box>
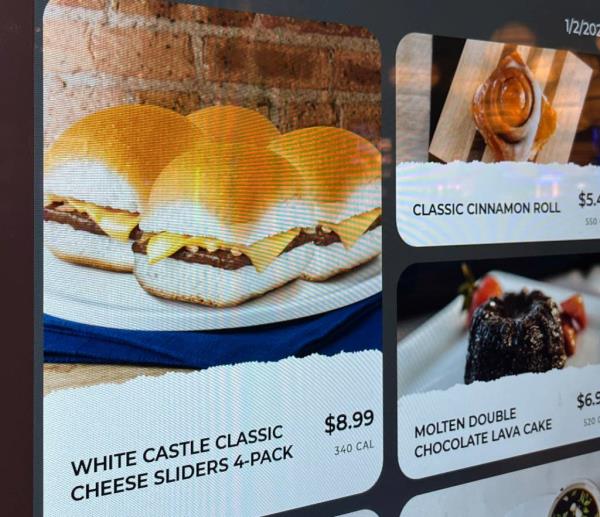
<box><xmin>12</xmin><ymin>0</ymin><xmax>599</xmax><ymax>515</ymax></box>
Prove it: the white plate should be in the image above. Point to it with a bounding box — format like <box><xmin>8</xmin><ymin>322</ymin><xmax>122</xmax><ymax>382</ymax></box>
<box><xmin>44</xmin><ymin>247</ymin><xmax>381</xmax><ymax>331</ymax></box>
<box><xmin>503</xmin><ymin>495</ymin><xmax>556</xmax><ymax>517</ymax></box>
<box><xmin>397</xmin><ymin>271</ymin><xmax>600</xmax><ymax>397</ymax></box>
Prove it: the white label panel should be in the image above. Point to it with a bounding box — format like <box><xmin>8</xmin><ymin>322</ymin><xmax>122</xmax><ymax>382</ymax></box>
<box><xmin>45</xmin><ymin>352</ymin><xmax>382</xmax><ymax>516</ymax></box>
<box><xmin>396</xmin><ymin>161</ymin><xmax>600</xmax><ymax>246</ymax></box>
<box><xmin>398</xmin><ymin>364</ymin><xmax>600</xmax><ymax>478</ymax></box>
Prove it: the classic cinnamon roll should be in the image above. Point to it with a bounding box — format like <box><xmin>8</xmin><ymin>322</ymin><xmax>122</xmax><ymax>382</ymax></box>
<box><xmin>472</xmin><ymin>51</ymin><xmax>557</xmax><ymax>162</ymax></box>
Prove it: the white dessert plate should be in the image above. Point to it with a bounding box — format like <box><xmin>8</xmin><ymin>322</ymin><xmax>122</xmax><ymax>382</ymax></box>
<box><xmin>44</xmin><ymin>247</ymin><xmax>381</xmax><ymax>331</ymax></box>
<box><xmin>503</xmin><ymin>494</ymin><xmax>556</xmax><ymax>517</ymax></box>
<box><xmin>397</xmin><ymin>271</ymin><xmax>600</xmax><ymax>397</ymax></box>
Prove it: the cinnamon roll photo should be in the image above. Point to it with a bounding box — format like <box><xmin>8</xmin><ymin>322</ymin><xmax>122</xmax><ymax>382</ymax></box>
<box><xmin>396</xmin><ymin>35</ymin><xmax>599</xmax><ymax>165</ymax></box>
<box><xmin>472</xmin><ymin>50</ymin><xmax>557</xmax><ymax>162</ymax></box>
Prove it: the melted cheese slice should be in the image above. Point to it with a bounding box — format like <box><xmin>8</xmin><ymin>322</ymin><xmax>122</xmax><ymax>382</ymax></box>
<box><xmin>146</xmin><ymin>234</ymin><xmax>222</xmax><ymax>266</ymax></box>
<box><xmin>65</xmin><ymin>199</ymin><xmax>140</xmax><ymax>242</ymax></box>
<box><xmin>244</xmin><ymin>229</ymin><xmax>300</xmax><ymax>273</ymax></box>
<box><xmin>146</xmin><ymin>233</ymin><xmax>194</xmax><ymax>265</ymax></box>
<box><xmin>322</xmin><ymin>208</ymin><xmax>381</xmax><ymax>249</ymax></box>
<box><xmin>145</xmin><ymin>228</ymin><xmax>300</xmax><ymax>273</ymax></box>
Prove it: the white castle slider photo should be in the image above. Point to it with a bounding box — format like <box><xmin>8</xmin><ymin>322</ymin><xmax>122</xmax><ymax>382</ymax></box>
<box><xmin>44</xmin><ymin>104</ymin><xmax>382</xmax><ymax>311</ymax></box>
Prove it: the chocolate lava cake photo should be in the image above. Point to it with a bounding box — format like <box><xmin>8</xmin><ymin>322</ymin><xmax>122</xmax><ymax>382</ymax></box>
<box><xmin>465</xmin><ymin>290</ymin><xmax>567</xmax><ymax>383</ymax></box>
<box><xmin>461</xmin><ymin>267</ymin><xmax>588</xmax><ymax>384</ymax></box>
<box><xmin>396</xmin><ymin>259</ymin><xmax>600</xmax><ymax>398</ymax></box>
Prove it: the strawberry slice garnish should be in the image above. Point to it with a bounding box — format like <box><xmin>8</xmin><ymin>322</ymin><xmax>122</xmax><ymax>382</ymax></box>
<box><xmin>560</xmin><ymin>294</ymin><xmax>587</xmax><ymax>357</ymax></box>
<box><xmin>560</xmin><ymin>294</ymin><xmax>587</xmax><ymax>331</ymax></box>
<box><xmin>561</xmin><ymin>318</ymin><xmax>577</xmax><ymax>357</ymax></box>
<box><xmin>459</xmin><ymin>264</ymin><xmax>503</xmax><ymax>327</ymax></box>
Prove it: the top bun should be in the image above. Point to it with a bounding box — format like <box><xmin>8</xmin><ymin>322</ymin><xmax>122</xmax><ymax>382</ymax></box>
<box><xmin>269</xmin><ymin>127</ymin><xmax>381</xmax><ymax>222</ymax></box>
<box><xmin>44</xmin><ymin>105</ymin><xmax>200</xmax><ymax>213</ymax></box>
<box><xmin>187</xmin><ymin>105</ymin><xmax>279</xmax><ymax>149</ymax></box>
<box><xmin>141</xmin><ymin>142</ymin><xmax>314</xmax><ymax>246</ymax></box>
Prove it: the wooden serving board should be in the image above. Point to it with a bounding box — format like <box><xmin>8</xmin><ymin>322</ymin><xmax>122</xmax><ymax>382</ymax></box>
<box><xmin>396</xmin><ymin>33</ymin><xmax>433</xmax><ymax>162</ymax></box>
<box><xmin>44</xmin><ymin>363</ymin><xmax>186</xmax><ymax>396</ymax></box>
<box><xmin>428</xmin><ymin>40</ymin><xmax>593</xmax><ymax>164</ymax></box>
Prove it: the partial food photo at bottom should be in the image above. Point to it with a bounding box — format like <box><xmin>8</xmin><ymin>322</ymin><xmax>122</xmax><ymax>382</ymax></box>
<box><xmin>400</xmin><ymin>451</ymin><xmax>600</xmax><ymax>517</ymax></box>
<box><xmin>396</xmin><ymin>253</ymin><xmax>600</xmax><ymax>479</ymax></box>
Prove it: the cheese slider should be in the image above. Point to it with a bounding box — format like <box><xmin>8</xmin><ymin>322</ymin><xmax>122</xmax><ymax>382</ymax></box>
<box><xmin>270</xmin><ymin>127</ymin><xmax>381</xmax><ymax>281</ymax></box>
<box><xmin>43</xmin><ymin>105</ymin><xmax>200</xmax><ymax>272</ymax></box>
<box><xmin>132</xmin><ymin>142</ymin><xmax>315</xmax><ymax>306</ymax></box>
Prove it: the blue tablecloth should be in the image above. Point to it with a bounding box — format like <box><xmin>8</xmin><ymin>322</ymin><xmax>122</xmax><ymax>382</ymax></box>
<box><xmin>44</xmin><ymin>294</ymin><xmax>381</xmax><ymax>369</ymax></box>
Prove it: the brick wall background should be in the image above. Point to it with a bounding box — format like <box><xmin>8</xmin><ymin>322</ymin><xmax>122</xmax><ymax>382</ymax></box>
<box><xmin>43</xmin><ymin>0</ymin><xmax>382</xmax><ymax>150</ymax></box>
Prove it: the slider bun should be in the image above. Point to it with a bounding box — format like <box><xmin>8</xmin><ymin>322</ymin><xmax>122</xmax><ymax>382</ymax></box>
<box><xmin>301</xmin><ymin>226</ymin><xmax>381</xmax><ymax>281</ymax></box>
<box><xmin>141</xmin><ymin>142</ymin><xmax>315</xmax><ymax>246</ymax></box>
<box><xmin>187</xmin><ymin>105</ymin><xmax>279</xmax><ymax>148</ymax></box>
<box><xmin>45</xmin><ymin>220</ymin><xmax>135</xmax><ymax>272</ymax></box>
<box><xmin>44</xmin><ymin>105</ymin><xmax>200</xmax><ymax>213</ymax></box>
<box><xmin>134</xmin><ymin>243</ymin><xmax>312</xmax><ymax>307</ymax></box>
<box><xmin>269</xmin><ymin>127</ymin><xmax>381</xmax><ymax>222</ymax></box>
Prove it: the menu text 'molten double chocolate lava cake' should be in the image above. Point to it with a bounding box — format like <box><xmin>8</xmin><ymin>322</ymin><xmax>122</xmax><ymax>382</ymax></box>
<box><xmin>44</xmin><ymin>105</ymin><xmax>199</xmax><ymax>272</ymax></box>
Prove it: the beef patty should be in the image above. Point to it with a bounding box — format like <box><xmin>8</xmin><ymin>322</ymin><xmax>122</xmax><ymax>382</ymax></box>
<box><xmin>132</xmin><ymin>217</ymin><xmax>382</xmax><ymax>271</ymax></box>
<box><xmin>44</xmin><ymin>201</ymin><xmax>143</xmax><ymax>240</ymax></box>
<box><xmin>45</xmin><ymin>201</ymin><xmax>381</xmax><ymax>271</ymax></box>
